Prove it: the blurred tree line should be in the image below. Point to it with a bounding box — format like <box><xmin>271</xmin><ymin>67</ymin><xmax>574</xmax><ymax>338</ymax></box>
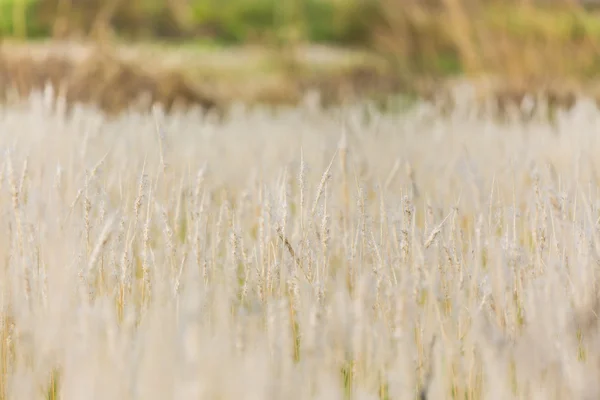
<box><xmin>2</xmin><ymin>0</ymin><xmax>600</xmax><ymax>81</ymax></box>
<box><xmin>0</xmin><ymin>0</ymin><xmax>380</xmax><ymax>45</ymax></box>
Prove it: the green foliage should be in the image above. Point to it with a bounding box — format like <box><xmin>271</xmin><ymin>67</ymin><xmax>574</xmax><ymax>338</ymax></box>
<box><xmin>8</xmin><ymin>0</ymin><xmax>600</xmax><ymax>84</ymax></box>
<box><xmin>0</xmin><ymin>0</ymin><xmax>380</xmax><ymax>45</ymax></box>
<box><xmin>190</xmin><ymin>0</ymin><xmax>278</xmax><ymax>43</ymax></box>
<box><xmin>189</xmin><ymin>0</ymin><xmax>379</xmax><ymax>45</ymax></box>
<box><xmin>303</xmin><ymin>0</ymin><xmax>379</xmax><ymax>43</ymax></box>
<box><xmin>0</xmin><ymin>0</ymin><xmax>48</xmax><ymax>38</ymax></box>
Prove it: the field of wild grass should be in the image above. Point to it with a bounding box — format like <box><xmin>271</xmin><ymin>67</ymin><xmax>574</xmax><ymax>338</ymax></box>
<box><xmin>1</xmin><ymin>86</ymin><xmax>600</xmax><ymax>400</ymax></box>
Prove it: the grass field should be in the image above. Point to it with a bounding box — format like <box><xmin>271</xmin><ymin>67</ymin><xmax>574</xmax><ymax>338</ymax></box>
<box><xmin>0</xmin><ymin>87</ymin><xmax>599</xmax><ymax>399</ymax></box>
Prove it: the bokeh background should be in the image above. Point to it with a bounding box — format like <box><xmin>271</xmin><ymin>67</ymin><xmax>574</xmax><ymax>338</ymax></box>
<box><xmin>1</xmin><ymin>0</ymin><xmax>600</xmax><ymax>113</ymax></box>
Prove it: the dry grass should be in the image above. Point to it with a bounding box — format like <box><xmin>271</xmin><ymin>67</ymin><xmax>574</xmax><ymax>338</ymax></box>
<box><xmin>375</xmin><ymin>1</ymin><xmax>600</xmax><ymax>83</ymax></box>
<box><xmin>0</xmin><ymin>40</ymin><xmax>403</xmax><ymax>113</ymax></box>
<box><xmin>1</xmin><ymin>39</ymin><xmax>598</xmax><ymax>117</ymax></box>
<box><xmin>0</xmin><ymin>85</ymin><xmax>600</xmax><ymax>399</ymax></box>
<box><xmin>0</xmin><ymin>43</ymin><xmax>220</xmax><ymax>115</ymax></box>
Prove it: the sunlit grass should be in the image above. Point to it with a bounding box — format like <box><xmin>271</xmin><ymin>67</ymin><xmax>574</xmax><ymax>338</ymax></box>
<box><xmin>0</xmin><ymin>86</ymin><xmax>596</xmax><ymax>399</ymax></box>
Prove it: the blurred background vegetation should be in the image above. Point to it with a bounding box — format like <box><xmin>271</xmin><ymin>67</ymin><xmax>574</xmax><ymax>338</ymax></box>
<box><xmin>2</xmin><ymin>0</ymin><xmax>600</xmax><ymax>110</ymax></box>
<box><xmin>1</xmin><ymin>0</ymin><xmax>380</xmax><ymax>44</ymax></box>
<box><xmin>0</xmin><ymin>1</ymin><xmax>599</xmax><ymax>75</ymax></box>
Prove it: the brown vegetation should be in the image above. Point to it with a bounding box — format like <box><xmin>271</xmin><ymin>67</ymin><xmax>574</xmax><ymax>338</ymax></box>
<box><xmin>0</xmin><ymin>41</ymin><xmax>411</xmax><ymax>115</ymax></box>
<box><xmin>0</xmin><ymin>37</ymin><xmax>597</xmax><ymax>118</ymax></box>
<box><xmin>0</xmin><ymin>44</ymin><xmax>219</xmax><ymax>115</ymax></box>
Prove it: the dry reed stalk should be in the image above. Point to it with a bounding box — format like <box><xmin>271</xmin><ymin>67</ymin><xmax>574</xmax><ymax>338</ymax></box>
<box><xmin>319</xmin><ymin>192</ymin><xmax>330</xmax><ymax>279</ymax></box>
<box><xmin>299</xmin><ymin>148</ymin><xmax>306</xmax><ymax>235</ymax></box>
<box><xmin>153</xmin><ymin>106</ymin><xmax>169</xmax><ymax>175</ymax></box>
<box><xmin>84</xmin><ymin>170</ymin><xmax>91</xmax><ymax>258</ymax></box>
<box><xmin>86</xmin><ymin>213</ymin><xmax>116</xmax><ymax>299</ymax></box>
<box><xmin>339</xmin><ymin>130</ymin><xmax>350</xmax><ymax>240</ymax></box>
<box><xmin>424</xmin><ymin>210</ymin><xmax>454</xmax><ymax>249</ymax></box>
<box><xmin>141</xmin><ymin>183</ymin><xmax>153</xmax><ymax>305</ymax></box>
<box><xmin>174</xmin><ymin>174</ymin><xmax>185</xmax><ymax>244</ymax></box>
<box><xmin>311</xmin><ymin>150</ymin><xmax>337</xmax><ymax>218</ymax></box>
<box><xmin>133</xmin><ymin>159</ymin><xmax>147</xmax><ymax>229</ymax></box>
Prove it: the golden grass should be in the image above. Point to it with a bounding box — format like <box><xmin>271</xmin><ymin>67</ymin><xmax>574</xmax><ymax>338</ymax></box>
<box><xmin>0</xmin><ymin>85</ymin><xmax>597</xmax><ymax>398</ymax></box>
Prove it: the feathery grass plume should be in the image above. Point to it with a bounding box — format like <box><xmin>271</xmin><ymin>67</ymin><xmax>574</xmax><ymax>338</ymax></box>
<box><xmin>532</xmin><ymin>166</ymin><xmax>548</xmax><ymax>269</ymax></box>
<box><xmin>400</xmin><ymin>195</ymin><xmax>413</xmax><ymax>265</ymax></box>
<box><xmin>5</xmin><ymin>149</ymin><xmax>29</xmax><ymax>304</ymax></box>
<box><xmin>173</xmin><ymin>254</ymin><xmax>187</xmax><ymax>299</ymax></box>
<box><xmin>214</xmin><ymin>198</ymin><xmax>227</xmax><ymax>266</ymax></box>
<box><xmin>339</xmin><ymin>128</ymin><xmax>350</xmax><ymax>237</ymax></box>
<box><xmin>98</xmin><ymin>193</ymin><xmax>106</xmax><ymax>228</ymax></box>
<box><xmin>6</xmin><ymin>150</ymin><xmax>22</xmax><ymax>253</ymax></box>
<box><xmin>299</xmin><ymin>148</ymin><xmax>306</xmax><ymax>236</ymax></box>
<box><xmin>63</xmin><ymin>152</ymin><xmax>108</xmax><ymax>226</ymax></box>
<box><xmin>228</xmin><ymin>209</ymin><xmax>243</xmax><ymax>291</ymax></box>
<box><xmin>356</xmin><ymin>185</ymin><xmax>366</xmax><ymax>261</ymax></box>
<box><xmin>257</xmin><ymin>182</ymin><xmax>267</xmax><ymax>296</ymax></box>
<box><xmin>191</xmin><ymin>164</ymin><xmax>208</xmax><ymax>281</ymax></box>
<box><xmin>85</xmin><ymin>213</ymin><xmax>117</xmax><ymax>300</ymax></box>
<box><xmin>424</xmin><ymin>210</ymin><xmax>454</xmax><ymax>249</ymax></box>
<box><xmin>279</xmin><ymin>167</ymin><xmax>289</xmax><ymax>236</ymax></box>
<box><xmin>320</xmin><ymin>191</ymin><xmax>330</xmax><ymax>282</ymax></box>
<box><xmin>84</xmin><ymin>170</ymin><xmax>91</xmax><ymax>258</ymax></box>
<box><xmin>141</xmin><ymin>183</ymin><xmax>154</xmax><ymax>304</ymax></box>
<box><xmin>311</xmin><ymin>150</ymin><xmax>337</xmax><ymax>218</ymax></box>
<box><xmin>174</xmin><ymin>174</ymin><xmax>186</xmax><ymax>244</ymax></box>
<box><xmin>133</xmin><ymin>158</ymin><xmax>147</xmax><ymax>229</ymax></box>
<box><xmin>119</xmin><ymin>222</ymin><xmax>134</xmax><ymax>308</ymax></box>
<box><xmin>276</xmin><ymin>226</ymin><xmax>305</xmax><ymax>280</ymax></box>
